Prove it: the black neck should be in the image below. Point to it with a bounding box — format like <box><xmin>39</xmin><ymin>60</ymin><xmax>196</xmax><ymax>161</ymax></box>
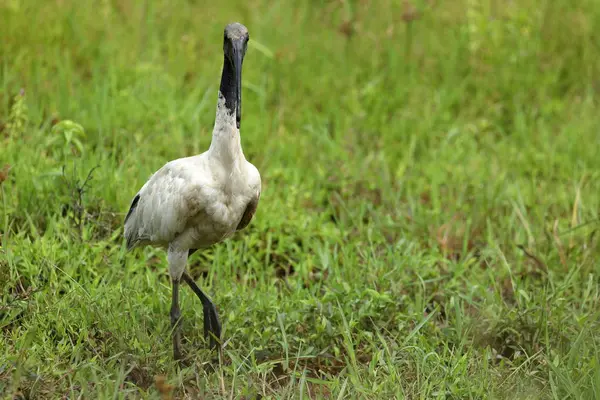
<box><xmin>219</xmin><ymin>56</ymin><xmax>236</xmax><ymax>119</ymax></box>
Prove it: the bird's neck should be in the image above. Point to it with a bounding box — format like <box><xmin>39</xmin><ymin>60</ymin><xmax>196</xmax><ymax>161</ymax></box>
<box><xmin>209</xmin><ymin>92</ymin><xmax>244</xmax><ymax>166</ymax></box>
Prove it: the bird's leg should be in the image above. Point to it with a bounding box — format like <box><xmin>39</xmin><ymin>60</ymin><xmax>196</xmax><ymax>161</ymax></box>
<box><xmin>170</xmin><ymin>278</ymin><xmax>183</xmax><ymax>361</ymax></box>
<box><xmin>168</xmin><ymin>246</ymin><xmax>189</xmax><ymax>362</ymax></box>
<box><xmin>182</xmin><ymin>271</ymin><xmax>221</xmax><ymax>349</ymax></box>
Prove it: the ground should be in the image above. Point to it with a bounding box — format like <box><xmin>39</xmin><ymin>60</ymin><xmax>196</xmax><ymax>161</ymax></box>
<box><xmin>1</xmin><ymin>0</ymin><xmax>600</xmax><ymax>398</ymax></box>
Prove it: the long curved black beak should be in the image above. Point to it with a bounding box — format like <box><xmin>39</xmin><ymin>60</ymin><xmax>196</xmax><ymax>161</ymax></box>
<box><xmin>232</xmin><ymin>42</ymin><xmax>244</xmax><ymax>130</ymax></box>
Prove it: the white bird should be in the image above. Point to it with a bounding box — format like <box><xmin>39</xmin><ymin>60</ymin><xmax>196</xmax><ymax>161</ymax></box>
<box><xmin>123</xmin><ymin>22</ymin><xmax>261</xmax><ymax>361</ymax></box>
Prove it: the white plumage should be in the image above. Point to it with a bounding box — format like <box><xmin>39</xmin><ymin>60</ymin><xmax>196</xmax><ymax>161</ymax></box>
<box><xmin>123</xmin><ymin>22</ymin><xmax>260</xmax><ymax>362</ymax></box>
<box><xmin>125</xmin><ymin>95</ymin><xmax>261</xmax><ymax>258</ymax></box>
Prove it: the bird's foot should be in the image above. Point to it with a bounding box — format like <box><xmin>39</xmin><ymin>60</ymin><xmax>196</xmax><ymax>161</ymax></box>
<box><xmin>203</xmin><ymin>302</ymin><xmax>222</xmax><ymax>350</ymax></box>
<box><xmin>172</xmin><ymin>329</ymin><xmax>193</xmax><ymax>369</ymax></box>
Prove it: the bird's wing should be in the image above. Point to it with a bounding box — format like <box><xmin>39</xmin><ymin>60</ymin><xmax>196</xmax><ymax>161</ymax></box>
<box><xmin>124</xmin><ymin>159</ymin><xmax>205</xmax><ymax>249</ymax></box>
<box><xmin>236</xmin><ymin>162</ymin><xmax>261</xmax><ymax>231</ymax></box>
<box><xmin>236</xmin><ymin>189</ymin><xmax>260</xmax><ymax>231</ymax></box>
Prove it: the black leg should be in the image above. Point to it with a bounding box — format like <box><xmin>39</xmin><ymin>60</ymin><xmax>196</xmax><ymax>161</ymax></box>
<box><xmin>182</xmin><ymin>271</ymin><xmax>221</xmax><ymax>349</ymax></box>
<box><xmin>170</xmin><ymin>278</ymin><xmax>183</xmax><ymax>361</ymax></box>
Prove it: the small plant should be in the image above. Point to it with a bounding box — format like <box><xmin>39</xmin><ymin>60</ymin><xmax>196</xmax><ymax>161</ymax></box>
<box><xmin>60</xmin><ymin>164</ymin><xmax>98</xmax><ymax>239</ymax></box>
<box><xmin>49</xmin><ymin>120</ymin><xmax>87</xmax><ymax>158</ymax></box>
<box><xmin>5</xmin><ymin>89</ymin><xmax>28</xmax><ymax>138</ymax></box>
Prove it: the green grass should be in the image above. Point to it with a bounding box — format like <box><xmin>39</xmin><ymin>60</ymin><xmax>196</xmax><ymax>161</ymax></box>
<box><xmin>1</xmin><ymin>0</ymin><xmax>600</xmax><ymax>398</ymax></box>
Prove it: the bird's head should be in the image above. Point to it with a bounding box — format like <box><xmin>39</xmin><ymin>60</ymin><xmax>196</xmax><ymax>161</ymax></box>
<box><xmin>223</xmin><ymin>23</ymin><xmax>249</xmax><ymax>129</ymax></box>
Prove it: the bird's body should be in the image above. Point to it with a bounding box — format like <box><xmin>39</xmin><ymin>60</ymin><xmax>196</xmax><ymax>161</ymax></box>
<box><xmin>123</xmin><ymin>22</ymin><xmax>258</xmax><ymax>361</ymax></box>
<box><xmin>124</xmin><ymin>97</ymin><xmax>261</xmax><ymax>255</ymax></box>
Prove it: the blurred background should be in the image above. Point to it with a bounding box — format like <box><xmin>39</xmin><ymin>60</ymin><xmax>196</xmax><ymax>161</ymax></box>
<box><xmin>1</xmin><ymin>0</ymin><xmax>600</xmax><ymax>398</ymax></box>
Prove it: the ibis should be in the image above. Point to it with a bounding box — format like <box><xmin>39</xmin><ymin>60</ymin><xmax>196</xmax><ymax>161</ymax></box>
<box><xmin>124</xmin><ymin>22</ymin><xmax>260</xmax><ymax>361</ymax></box>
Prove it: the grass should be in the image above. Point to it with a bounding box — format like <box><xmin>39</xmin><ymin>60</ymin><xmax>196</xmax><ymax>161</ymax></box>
<box><xmin>1</xmin><ymin>0</ymin><xmax>600</xmax><ymax>398</ymax></box>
